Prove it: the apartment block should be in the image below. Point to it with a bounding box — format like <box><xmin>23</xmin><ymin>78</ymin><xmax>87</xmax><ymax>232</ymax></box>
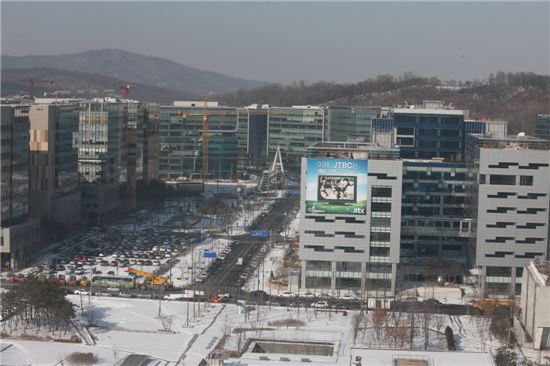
<box><xmin>299</xmin><ymin>142</ymin><xmax>402</xmax><ymax>296</ymax></box>
<box><xmin>467</xmin><ymin>134</ymin><xmax>550</xmax><ymax>296</ymax></box>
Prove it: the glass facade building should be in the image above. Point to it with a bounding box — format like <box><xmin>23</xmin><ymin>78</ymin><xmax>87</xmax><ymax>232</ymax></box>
<box><xmin>326</xmin><ymin>106</ymin><xmax>381</xmax><ymax>143</ymax></box>
<box><xmin>267</xmin><ymin>106</ymin><xmax>325</xmax><ymax>173</ymax></box>
<box><xmin>159</xmin><ymin>105</ymin><xmax>239</xmax><ymax>180</ymax></box>
<box><xmin>401</xmin><ymin>161</ymin><xmax>475</xmax><ymax>265</ymax></box>
<box><xmin>535</xmin><ymin>114</ymin><xmax>550</xmax><ymax>140</ymax></box>
<box><xmin>76</xmin><ymin>101</ymin><xmax>127</xmax><ymax>184</ymax></box>
<box><xmin>1</xmin><ymin>105</ymin><xmax>30</xmax><ymax>226</ymax></box>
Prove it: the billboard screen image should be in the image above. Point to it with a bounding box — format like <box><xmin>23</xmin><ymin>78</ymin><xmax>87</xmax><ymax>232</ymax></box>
<box><xmin>306</xmin><ymin>158</ymin><xmax>368</xmax><ymax>215</ymax></box>
<box><xmin>317</xmin><ymin>175</ymin><xmax>357</xmax><ymax>202</ymax></box>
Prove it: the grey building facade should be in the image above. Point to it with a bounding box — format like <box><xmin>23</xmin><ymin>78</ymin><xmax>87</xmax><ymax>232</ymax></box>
<box><xmin>467</xmin><ymin>134</ymin><xmax>550</xmax><ymax>296</ymax></box>
<box><xmin>299</xmin><ymin>143</ymin><xmax>402</xmax><ymax>297</ymax></box>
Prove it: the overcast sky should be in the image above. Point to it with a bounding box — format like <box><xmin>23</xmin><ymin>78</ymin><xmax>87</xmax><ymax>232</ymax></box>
<box><xmin>2</xmin><ymin>1</ymin><xmax>549</xmax><ymax>83</ymax></box>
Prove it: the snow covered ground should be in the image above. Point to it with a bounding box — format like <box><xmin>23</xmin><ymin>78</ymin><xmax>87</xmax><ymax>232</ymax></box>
<box><xmin>1</xmin><ymin>294</ymin><xmax>502</xmax><ymax>366</ymax></box>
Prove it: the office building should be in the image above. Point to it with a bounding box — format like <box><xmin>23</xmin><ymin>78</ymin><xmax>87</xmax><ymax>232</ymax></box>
<box><xmin>467</xmin><ymin>133</ymin><xmax>550</xmax><ymax>296</ymax></box>
<box><xmin>267</xmin><ymin>106</ymin><xmax>325</xmax><ymax>173</ymax></box>
<box><xmin>401</xmin><ymin>161</ymin><xmax>475</xmax><ymax>265</ymax></box>
<box><xmin>520</xmin><ymin>259</ymin><xmax>550</xmax><ymax>350</ymax></box>
<box><xmin>535</xmin><ymin>114</ymin><xmax>550</xmax><ymax>140</ymax></box>
<box><xmin>236</xmin><ymin>106</ymin><xmax>268</xmax><ymax>169</ymax></box>
<box><xmin>1</xmin><ymin>105</ymin><xmax>41</xmax><ymax>269</ymax></box>
<box><xmin>299</xmin><ymin>142</ymin><xmax>402</xmax><ymax>296</ymax></box>
<box><xmin>75</xmin><ymin>100</ymin><xmax>127</xmax><ymax>224</ymax></box>
<box><xmin>28</xmin><ymin>104</ymin><xmax>81</xmax><ymax>227</ymax></box>
<box><xmin>159</xmin><ymin>102</ymin><xmax>239</xmax><ymax>180</ymax></box>
<box><xmin>326</xmin><ymin>106</ymin><xmax>381</xmax><ymax>143</ymax></box>
<box><xmin>393</xmin><ymin>103</ymin><xmax>466</xmax><ymax>161</ymax></box>
<box><xmin>142</xmin><ymin>103</ymin><xmax>160</xmax><ymax>183</ymax></box>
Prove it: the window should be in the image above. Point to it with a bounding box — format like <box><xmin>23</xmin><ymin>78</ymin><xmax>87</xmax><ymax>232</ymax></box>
<box><xmin>519</xmin><ymin>175</ymin><xmax>533</xmax><ymax>186</ymax></box>
<box><xmin>479</xmin><ymin>174</ymin><xmax>486</xmax><ymax>184</ymax></box>
<box><xmin>490</xmin><ymin>174</ymin><xmax>516</xmax><ymax>185</ymax></box>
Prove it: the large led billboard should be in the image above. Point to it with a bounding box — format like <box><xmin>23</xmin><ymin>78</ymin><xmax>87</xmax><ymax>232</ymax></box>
<box><xmin>305</xmin><ymin>158</ymin><xmax>368</xmax><ymax>215</ymax></box>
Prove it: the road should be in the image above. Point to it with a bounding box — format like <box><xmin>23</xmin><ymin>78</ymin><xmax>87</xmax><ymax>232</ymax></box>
<box><xmin>197</xmin><ymin>195</ymin><xmax>298</xmax><ymax>296</ymax></box>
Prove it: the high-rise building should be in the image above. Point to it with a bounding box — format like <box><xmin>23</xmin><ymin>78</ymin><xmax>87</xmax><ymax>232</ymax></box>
<box><xmin>1</xmin><ymin>105</ymin><xmax>41</xmax><ymax>269</ymax></box>
<box><xmin>75</xmin><ymin>100</ymin><xmax>127</xmax><ymax>224</ymax></box>
<box><xmin>159</xmin><ymin>102</ymin><xmax>239</xmax><ymax>180</ymax></box>
<box><xmin>535</xmin><ymin>114</ymin><xmax>550</xmax><ymax>140</ymax></box>
<box><xmin>28</xmin><ymin>104</ymin><xmax>81</xmax><ymax>227</ymax></box>
<box><xmin>326</xmin><ymin>106</ymin><xmax>381</xmax><ymax>143</ymax></box>
<box><xmin>236</xmin><ymin>106</ymin><xmax>268</xmax><ymax>169</ymax></box>
<box><xmin>400</xmin><ymin>161</ymin><xmax>475</xmax><ymax>264</ymax></box>
<box><xmin>393</xmin><ymin>105</ymin><xmax>466</xmax><ymax>161</ymax></box>
<box><xmin>267</xmin><ymin>106</ymin><xmax>325</xmax><ymax>173</ymax></box>
<box><xmin>299</xmin><ymin>142</ymin><xmax>402</xmax><ymax>296</ymax></box>
<box><xmin>466</xmin><ymin>133</ymin><xmax>550</xmax><ymax>296</ymax></box>
<box><xmin>142</xmin><ymin>103</ymin><xmax>160</xmax><ymax>183</ymax></box>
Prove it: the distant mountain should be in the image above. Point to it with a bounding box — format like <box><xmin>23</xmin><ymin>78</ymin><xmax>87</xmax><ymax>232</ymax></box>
<box><xmin>1</xmin><ymin>67</ymin><xmax>195</xmax><ymax>103</ymax></box>
<box><xmin>2</xmin><ymin>49</ymin><xmax>267</xmax><ymax>96</ymax></box>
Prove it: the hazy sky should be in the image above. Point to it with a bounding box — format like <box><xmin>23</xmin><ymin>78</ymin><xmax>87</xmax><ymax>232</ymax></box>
<box><xmin>2</xmin><ymin>1</ymin><xmax>549</xmax><ymax>83</ymax></box>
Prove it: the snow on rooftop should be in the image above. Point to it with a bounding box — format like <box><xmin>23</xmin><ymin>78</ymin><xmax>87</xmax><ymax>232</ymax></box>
<box><xmin>393</xmin><ymin>108</ymin><xmax>464</xmax><ymax>116</ymax></box>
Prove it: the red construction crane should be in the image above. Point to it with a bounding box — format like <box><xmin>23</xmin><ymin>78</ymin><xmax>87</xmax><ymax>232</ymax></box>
<box><xmin>1</xmin><ymin>78</ymin><xmax>54</xmax><ymax>99</ymax></box>
<box><xmin>120</xmin><ymin>84</ymin><xmax>134</xmax><ymax>99</ymax></box>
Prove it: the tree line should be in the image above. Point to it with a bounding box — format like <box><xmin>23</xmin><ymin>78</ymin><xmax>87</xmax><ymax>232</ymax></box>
<box><xmin>221</xmin><ymin>71</ymin><xmax>549</xmax><ymax>107</ymax></box>
<box><xmin>1</xmin><ymin>276</ymin><xmax>75</xmax><ymax>336</ymax></box>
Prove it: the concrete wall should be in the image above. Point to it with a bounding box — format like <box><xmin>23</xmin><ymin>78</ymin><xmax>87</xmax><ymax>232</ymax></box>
<box><xmin>0</xmin><ymin>218</ymin><xmax>41</xmax><ymax>269</ymax></box>
<box><xmin>520</xmin><ymin>262</ymin><xmax>550</xmax><ymax>349</ymax></box>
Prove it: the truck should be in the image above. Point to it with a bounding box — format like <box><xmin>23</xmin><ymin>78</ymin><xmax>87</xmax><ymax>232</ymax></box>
<box><xmin>237</xmin><ymin>257</ymin><xmax>243</xmax><ymax>266</ymax></box>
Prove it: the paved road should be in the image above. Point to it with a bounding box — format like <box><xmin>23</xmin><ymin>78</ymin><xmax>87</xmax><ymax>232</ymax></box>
<box><xmin>197</xmin><ymin>195</ymin><xmax>298</xmax><ymax>296</ymax></box>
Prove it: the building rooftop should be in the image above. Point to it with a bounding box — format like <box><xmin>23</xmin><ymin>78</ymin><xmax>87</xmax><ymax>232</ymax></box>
<box><xmin>529</xmin><ymin>259</ymin><xmax>550</xmax><ymax>287</ymax></box>
<box><xmin>467</xmin><ymin>133</ymin><xmax>550</xmax><ymax>150</ymax></box>
<box><xmin>393</xmin><ymin>108</ymin><xmax>464</xmax><ymax>116</ymax></box>
<box><xmin>306</xmin><ymin>141</ymin><xmax>400</xmax><ymax>160</ymax></box>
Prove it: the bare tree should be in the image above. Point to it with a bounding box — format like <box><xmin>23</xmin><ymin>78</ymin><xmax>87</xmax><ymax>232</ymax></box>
<box><xmin>352</xmin><ymin>314</ymin><xmax>362</xmax><ymax>344</ymax></box>
<box><xmin>372</xmin><ymin>307</ymin><xmax>387</xmax><ymax>346</ymax></box>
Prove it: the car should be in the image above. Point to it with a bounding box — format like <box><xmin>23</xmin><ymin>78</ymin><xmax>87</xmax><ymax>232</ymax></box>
<box><xmin>136</xmin><ymin>293</ymin><xmax>153</xmax><ymax>299</ymax></box>
<box><xmin>333</xmin><ymin>303</ymin><xmax>351</xmax><ymax>310</ymax></box>
<box><xmin>74</xmin><ymin>289</ymin><xmax>89</xmax><ymax>295</ymax></box>
<box><xmin>265</xmin><ymin>301</ymin><xmax>281</xmax><ymax>307</ymax></box>
<box><xmin>107</xmin><ymin>271</ymin><xmax>115</xmax><ymax>275</ymax></box>
<box><xmin>311</xmin><ymin>301</ymin><xmax>329</xmax><ymax>308</ymax></box>
<box><xmin>301</xmin><ymin>292</ymin><xmax>316</xmax><ymax>299</ymax></box>
<box><xmin>340</xmin><ymin>294</ymin><xmax>358</xmax><ymax>301</ymax></box>
<box><xmin>280</xmin><ymin>291</ymin><xmax>297</xmax><ymax>298</ymax></box>
<box><xmin>118</xmin><ymin>292</ymin><xmax>134</xmax><ymax>298</ymax></box>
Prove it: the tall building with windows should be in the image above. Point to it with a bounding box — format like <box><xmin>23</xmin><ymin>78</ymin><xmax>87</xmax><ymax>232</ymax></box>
<box><xmin>466</xmin><ymin>134</ymin><xmax>550</xmax><ymax>296</ymax></box>
<box><xmin>393</xmin><ymin>106</ymin><xmax>466</xmax><ymax>161</ymax></box>
<box><xmin>535</xmin><ymin>114</ymin><xmax>550</xmax><ymax>140</ymax></box>
<box><xmin>1</xmin><ymin>105</ymin><xmax>41</xmax><ymax>269</ymax></box>
<box><xmin>299</xmin><ymin>142</ymin><xmax>402</xmax><ymax>296</ymax></box>
<box><xmin>142</xmin><ymin>103</ymin><xmax>160</xmax><ymax>183</ymax></box>
<box><xmin>28</xmin><ymin>104</ymin><xmax>81</xmax><ymax>227</ymax></box>
<box><xmin>326</xmin><ymin>106</ymin><xmax>381</xmax><ymax>143</ymax></box>
<box><xmin>267</xmin><ymin>106</ymin><xmax>325</xmax><ymax>173</ymax></box>
<box><xmin>75</xmin><ymin>100</ymin><xmax>127</xmax><ymax>224</ymax></box>
<box><xmin>159</xmin><ymin>102</ymin><xmax>239</xmax><ymax>180</ymax></box>
<box><xmin>236</xmin><ymin>106</ymin><xmax>268</xmax><ymax>169</ymax></box>
<box><xmin>400</xmin><ymin>161</ymin><xmax>475</xmax><ymax>264</ymax></box>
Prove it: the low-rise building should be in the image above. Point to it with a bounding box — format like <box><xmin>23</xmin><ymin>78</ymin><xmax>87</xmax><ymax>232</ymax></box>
<box><xmin>520</xmin><ymin>259</ymin><xmax>550</xmax><ymax>349</ymax></box>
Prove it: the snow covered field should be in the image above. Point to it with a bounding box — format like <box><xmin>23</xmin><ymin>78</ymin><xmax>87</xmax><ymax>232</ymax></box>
<box><xmin>1</xmin><ymin>293</ymin><xmax>505</xmax><ymax>366</ymax></box>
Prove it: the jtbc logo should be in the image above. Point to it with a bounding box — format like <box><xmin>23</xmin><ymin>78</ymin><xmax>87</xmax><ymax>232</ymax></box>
<box><xmin>353</xmin><ymin>207</ymin><xmax>365</xmax><ymax>214</ymax></box>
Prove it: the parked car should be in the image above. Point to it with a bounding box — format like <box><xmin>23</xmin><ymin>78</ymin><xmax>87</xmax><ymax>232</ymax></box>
<box><xmin>311</xmin><ymin>301</ymin><xmax>329</xmax><ymax>308</ymax></box>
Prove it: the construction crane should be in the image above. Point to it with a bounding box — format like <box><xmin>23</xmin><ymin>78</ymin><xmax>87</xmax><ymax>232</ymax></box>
<box><xmin>126</xmin><ymin>267</ymin><xmax>171</xmax><ymax>286</ymax></box>
<box><xmin>1</xmin><ymin>78</ymin><xmax>54</xmax><ymax>99</ymax></box>
<box><xmin>120</xmin><ymin>84</ymin><xmax>134</xmax><ymax>99</ymax></box>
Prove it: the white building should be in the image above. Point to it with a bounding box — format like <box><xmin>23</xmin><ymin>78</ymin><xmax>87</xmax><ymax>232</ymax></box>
<box><xmin>520</xmin><ymin>259</ymin><xmax>550</xmax><ymax>349</ymax></box>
